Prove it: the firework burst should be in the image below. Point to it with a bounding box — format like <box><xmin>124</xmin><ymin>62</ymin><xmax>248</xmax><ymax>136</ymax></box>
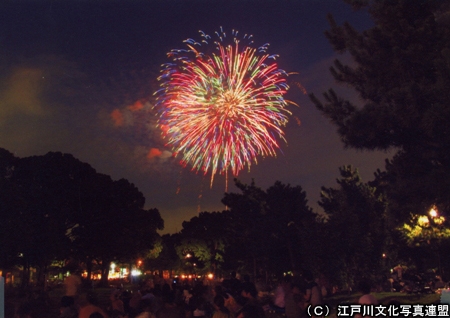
<box><xmin>155</xmin><ymin>28</ymin><xmax>295</xmax><ymax>186</ymax></box>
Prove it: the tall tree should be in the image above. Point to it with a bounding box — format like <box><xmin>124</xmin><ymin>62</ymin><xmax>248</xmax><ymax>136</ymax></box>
<box><xmin>0</xmin><ymin>149</ymin><xmax>20</xmax><ymax>276</ymax></box>
<box><xmin>222</xmin><ymin>179</ymin><xmax>319</xmax><ymax>277</ymax></box>
<box><xmin>265</xmin><ymin>181</ymin><xmax>319</xmax><ymax>272</ymax></box>
<box><xmin>177</xmin><ymin>212</ymin><xmax>229</xmax><ymax>274</ymax></box>
<box><xmin>319</xmin><ymin>166</ymin><xmax>388</xmax><ymax>288</ymax></box>
<box><xmin>0</xmin><ymin>148</ymin><xmax>164</xmax><ymax>287</ymax></box>
<box><xmin>145</xmin><ymin>234</ymin><xmax>181</xmax><ymax>275</ymax></box>
<box><xmin>310</xmin><ymin>0</ymin><xmax>450</xmax><ymax>222</ymax></box>
<box><xmin>0</xmin><ymin>150</ymin><xmax>99</xmax><ymax>287</ymax></box>
<box><xmin>71</xmin><ymin>174</ymin><xmax>164</xmax><ymax>285</ymax></box>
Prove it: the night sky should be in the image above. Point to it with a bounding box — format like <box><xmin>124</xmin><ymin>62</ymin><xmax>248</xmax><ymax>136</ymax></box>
<box><xmin>0</xmin><ymin>0</ymin><xmax>391</xmax><ymax>233</ymax></box>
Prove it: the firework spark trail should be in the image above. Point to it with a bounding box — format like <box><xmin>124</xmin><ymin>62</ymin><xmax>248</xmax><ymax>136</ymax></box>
<box><xmin>155</xmin><ymin>28</ymin><xmax>296</xmax><ymax>186</ymax></box>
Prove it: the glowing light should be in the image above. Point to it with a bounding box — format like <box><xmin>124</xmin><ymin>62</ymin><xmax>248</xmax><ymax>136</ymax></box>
<box><xmin>430</xmin><ymin>207</ymin><xmax>438</xmax><ymax>218</ymax></box>
<box><xmin>155</xmin><ymin>28</ymin><xmax>295</xmax><ymax>186</ymax></box>
<box><xmin>131</xmin><ymin>269</ymin><xmax>142</xmax><ymax>276</ymax></box>
<box><xmin>207</xmin><ymin>273</ymin><xmax>213</xmax><ymax>279</ymax></box>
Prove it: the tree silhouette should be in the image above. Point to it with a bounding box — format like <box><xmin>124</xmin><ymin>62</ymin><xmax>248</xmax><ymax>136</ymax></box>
<box><xmin>0</xmin><ymin>150</ymin><xmax>98</xmax><ymax>286</ymax></box>
<box><xmin>0</xmin><ymin>149</ymin><xmax>20</xmax><ymax>278</ymax></box>
<box><xmin>177</xmin><ymin>211</ymin><xmax>230</xmax><ymax>274</ymax></box>
<box><xmin>71</xmin><ymin>174</ymin><xmax>163</xmax><ymax>285</ymax></box>
<box><xmin>0</xmin><ymin>148</ymin><xmax>163</xmax><ymax>287</ymax></box>
<box><xmin>310</xmin><ymin>0</ymin><xmax>450</xmax><ymax>223</ymax></box>
<box><xmin>222</xmin><ymin>179</ymin><xmax>319</xmax><ymax>277</ymax></box>
<box><xmin>318</xmin><ymin>166</ymin><xmax>387</xmax><ymax>287</ymax></box>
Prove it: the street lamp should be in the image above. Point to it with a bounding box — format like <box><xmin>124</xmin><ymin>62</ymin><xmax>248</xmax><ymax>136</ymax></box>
<box><xmin>430</xmin><ymin>207</ymin><xmax>438</xmax><ymax>218</ymax></box>
<box><xmin>429</xmin><ymin>206</ymin><xmax>445</xmax><ymax>225</ymax></box>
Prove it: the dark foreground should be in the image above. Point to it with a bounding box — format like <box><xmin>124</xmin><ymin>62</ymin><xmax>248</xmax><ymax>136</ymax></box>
<box><xmin>5</xmin><ymin>285</ymin><xmax>441</xmax><ymax>318</ymax></box>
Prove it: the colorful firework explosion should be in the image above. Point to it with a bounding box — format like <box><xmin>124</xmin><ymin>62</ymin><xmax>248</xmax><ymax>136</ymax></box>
<box><xmin>155</xmin><ymin>28</ymin><xmax>295</xmax><ymax>186</ymax></box>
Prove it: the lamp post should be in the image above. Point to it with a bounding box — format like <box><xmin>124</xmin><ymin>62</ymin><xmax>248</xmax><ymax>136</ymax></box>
<box><xmin>430</xmin><ymin>207</ymin><xmax>438</xmax><ymax>219</ymax></box>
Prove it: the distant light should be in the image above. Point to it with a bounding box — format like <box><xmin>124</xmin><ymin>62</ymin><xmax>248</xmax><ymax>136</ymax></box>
<box><xmin>207</xmin><ymin>273</ymin><xmax>213</xmax><ymax>279</ymax></box>
<box><xmin>430</xmin><ymin>207</ymin><xmax>438</xmax><ymax>218</ymax></box>
<box><xmin>111</xmin><ymin>262</ymin><xmax>116</xmax><ymax>270</ymax></box>
<box><xmin>131</xmin><ymin>269</ymin><xmax>142</xmax><ymax>276</ymax></box>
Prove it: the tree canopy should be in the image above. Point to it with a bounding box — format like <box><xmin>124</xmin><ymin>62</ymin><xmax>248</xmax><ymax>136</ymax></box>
<box><xmin>318</xmin><ymin>165</ymin><xmax>387</xmax><ymax>286</ymax></box>
<box><xmin>222</xmin><ymin>179</ymin><xmax>320</xmax><ymax>276</ymax></box>
<box><xmin>310</xmin><ymin>0</ymin><xmax>450</xmax><ymax>221</ymax></box>
<box><xmin>0</xmin><ymin>148</ymin><xmax>163</xmax><ymax>286</ymax></box>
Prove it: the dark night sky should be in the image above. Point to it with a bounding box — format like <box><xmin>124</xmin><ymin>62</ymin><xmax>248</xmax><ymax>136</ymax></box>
<box><xmin>0</xmin><ymin>0</ymin><xmax>391</xmax><ymax>233</ymax></box>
